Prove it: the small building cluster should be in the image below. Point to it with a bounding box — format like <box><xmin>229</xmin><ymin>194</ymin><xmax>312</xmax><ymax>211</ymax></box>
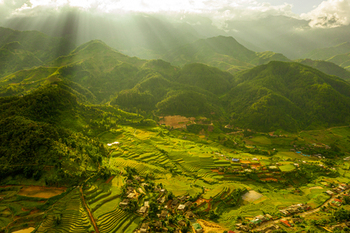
<box><xmin>118</xmin><ymin>173</ymin><xmax>204</xmax><ymax>233</ymax></box>
<box><xmin>250</xmin><ymin>214</ymin><xmax>273</xmax><ymax>225</ymax></box>
<box><xmin>279</xmin><ymin>203</ymin><xmax>310</xmax><ymax>216</ymax></box>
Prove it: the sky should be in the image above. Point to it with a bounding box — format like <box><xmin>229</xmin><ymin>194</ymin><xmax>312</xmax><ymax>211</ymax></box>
<box><xmin>0</xmin><ymin>0</ymin><xmax>350</xmax><ymax>29</ymax></box>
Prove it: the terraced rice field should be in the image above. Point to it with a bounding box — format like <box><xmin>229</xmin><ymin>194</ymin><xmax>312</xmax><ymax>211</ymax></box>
<box><xmin>36</xmin><ymin>189</ymin><xmax>93</xmax><ymax>233</ymax></box>
<box><xmin>96</xmin><ymin>207</ymin><xmax>141</xmax><ymax>233</ymax></box>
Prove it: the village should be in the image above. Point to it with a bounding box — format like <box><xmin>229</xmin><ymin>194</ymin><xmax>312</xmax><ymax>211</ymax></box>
<box><xmin>116</xmin><ymin>165</ymin><xmax>350</xmax><ymax>233</ymax></box>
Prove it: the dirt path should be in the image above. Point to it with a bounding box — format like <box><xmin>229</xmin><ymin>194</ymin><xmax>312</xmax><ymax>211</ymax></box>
<box><xmin>79</xmin><ymin>186</ymin><xmax>100</xmax><ymax>233</ymax></box>
<box><xmin>105</xmin><ymin>176</ymin><xmax>115</xmax><ymax>184</ymax></box>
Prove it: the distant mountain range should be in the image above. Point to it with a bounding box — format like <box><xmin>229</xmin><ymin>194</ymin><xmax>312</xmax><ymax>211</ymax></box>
<box><xmin>1</xmin><ymin>26</ymin><xmax>350</xmax><ymax>133</ymax></box>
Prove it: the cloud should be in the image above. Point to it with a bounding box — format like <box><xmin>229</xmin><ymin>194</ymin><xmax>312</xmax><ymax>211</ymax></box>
<box><xmin>0</xmin><ymin>0</ymin><xmax>298</xmax><ymax>24</ymax></box>
<box><xmin>301</xmin><ymin>0</ymin><xmax>350</xmax><ymax>28</ymax></box>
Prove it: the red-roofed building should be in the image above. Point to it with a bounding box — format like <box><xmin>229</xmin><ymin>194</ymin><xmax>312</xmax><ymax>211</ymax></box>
<box><xmin>280</xmin><ymin>220</ymin><xmax>292</xmax><ymax>227</ymax></box>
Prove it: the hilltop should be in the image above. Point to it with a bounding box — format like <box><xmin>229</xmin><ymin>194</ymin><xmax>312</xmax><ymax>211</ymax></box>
<box><xmin>0</xmin><ymin>27</ymin><xmax>75</xmax><ymax>77</ymax></box>
<box><xmin>224</xmin><ymin>61</ymin><xmax>350</xmax><ymax>131</ymax></box>
<box><xmin>296</xmin><ymin>59</ymin><xmax>350</xmax><ymax>81</ymax></box>
<box><xmin>303</xmin><ymin>42</ymin><xmax>350</xmax><ymax>61</ymax></box>
<box><xmin>162</xmin><ymin>36</ymin><xmax>290</xmax><ymax>73</ymax></box>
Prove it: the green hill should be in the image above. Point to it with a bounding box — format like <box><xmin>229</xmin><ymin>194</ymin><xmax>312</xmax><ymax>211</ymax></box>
<box><xmin>163</xmin><ymin>35</ymin><xmax>291</xmax><ymax>73</ymax></box>
<box><xmin>296</xmin><ymin>59</ymin><xmax>350</xmax><ymax>81</ymax></box>
<box><xmin>0</xmin><ymin>27</ymin><xmax>75</xmax><ymax>77</ymax></box>
<box><xmin>303</xmin><ymin>42</ymin><xmax>350</xmax><ymax>60</ymax></box>
<box><xmin>327</xmin><ymin>52</ymin><xmax>350</xmax><ymax>71</ymax></box>
<box><xmin>224</xmin><ymin>61</ymin><xmax>350</xmax><ymax>131</ymax></box>
<box><xmin>175</xmin><ymin>63</ymin><xmax>233</xmax><ymax>95</ymax></box>
<box><xmin>252</xmin><ymin>51</ymin><xmax>291</xmax><ymax>65</ymax></box>
<box><xmin>0</xmin><ymin>82</ymin><xmax>146</xmax><ymax>183</ymax></box>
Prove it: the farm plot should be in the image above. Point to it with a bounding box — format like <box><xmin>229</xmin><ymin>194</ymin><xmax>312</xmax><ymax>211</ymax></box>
<box><xmin>96</xmin><ymin>207</ymin><xmax>142</xmax><ymax>233</ymax></box>
<box><xmin>36</xmin><ymin>189</ymin><xmax>93</xmax><ymax>233</ymax></box>
<box><xmin>18</xmin><ymin>186</ymin><xmax>66</xmax><ymax>198</ymax></box>
<box><xmin>110</xmin><ymin>158</ymin><xmax>167</xmax><ymax>176</ymax></box>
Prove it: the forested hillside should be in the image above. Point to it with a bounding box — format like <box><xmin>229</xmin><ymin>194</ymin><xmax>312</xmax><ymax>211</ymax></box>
<box><xmin>2</xmin><ymin>28</ymin><xmax>350</xmax><ymax>134</ymax></box>
<box><xmin>224</xmin><ymin>61</ymin><xmax>350</xmax><ymax>131</ymax></box>
<box><xmin>0</xmin><ymin>83</ymin><xmax>146</xmax><ymax>184</ymax></box>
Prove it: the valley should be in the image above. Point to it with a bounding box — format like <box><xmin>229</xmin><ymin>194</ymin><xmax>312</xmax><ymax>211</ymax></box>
<box><xmin>1</xmin><ymin>25</ymin><xmax>350</xmax><ymax>233</ymax></box>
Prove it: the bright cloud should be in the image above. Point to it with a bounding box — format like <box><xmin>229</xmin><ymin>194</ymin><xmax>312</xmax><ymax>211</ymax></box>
<box><xmin>302</xmin><ymin>0</ymin><xmax>350</xmax><ymax>28</ymax></box>
<box><xmin>2</xmin><ymin>0</ymin><xmax>296</xmax><ymax>17</ymax></box>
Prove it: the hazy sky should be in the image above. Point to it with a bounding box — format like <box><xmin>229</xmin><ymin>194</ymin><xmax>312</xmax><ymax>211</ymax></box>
<box><xmin>1</xmin><ymin>0</ymin><xmax>349</xmax><ymax>28</ymax></box>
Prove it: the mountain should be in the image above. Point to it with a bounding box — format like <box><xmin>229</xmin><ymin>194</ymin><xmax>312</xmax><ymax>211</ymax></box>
<box><xmin>224</xmin><ymin>61</ymin><xmax>350</xmax><ymax>132</ymax></box>
<box><xmin>0</xmin><ymin>27</ymin><xmax>75</xmax><ymax>77</ymax></box>
<box><xmin>0</xmin><ymin>82</ymin><xmax>147</xmax><ymax>183</ymax></box>
<box><xmin>303</xmin><ymin>42</ymin><xmax>350</xmax><ymax>61</ymax></box>
<box><xmin>296</xmin><ymin>59</ymin><xmax>350</xmax><ymax>81</ymax></box>
<box><xmin>163</xmin><ymin>36</ymin><xmax>290</xmax><ymax>73</ymax></box>
<box><xmin>0</xmin><ymin>40</ymin><xmax>148</xmax><ymax>102</ymax></box>
<box><xmin>327</xmin><ymin>52</ymin><xmax>350</xmax><ymax>71</ymax></box>
<box><xmin>252</xmin><ymin>51</ymin><xmax>291</xmax><ymax>65</ymax></box>
<box><xmin>2</xmin><ymin>31</ymin><xmax>350</xmax><ymax>132</ymax></box>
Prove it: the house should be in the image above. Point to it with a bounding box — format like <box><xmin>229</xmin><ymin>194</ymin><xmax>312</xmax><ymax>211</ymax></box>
<box><xmin>178</xmin><ymin>204</ymin><xmax>186</xmax><ymax>211</ymax></box>
<box><xmin>127</xmin><ymin>193</ymin><xmax>136</xmax><ymax>199</ymax></box>
<box><xmin>184</xmin><ymin>201</ymin><xmax>192</xmax><ymax>208</ymax></box>
<box><xmin>154</xmin><ymin>221</ymin><xmax>162</xmax><ymax>229</ymax></box>
<box><xmin>185</xmin><ymin>211</ymin><xmax>195</xmax><ymax>219</ymax></box>
<box><xmin>126</xmin><ymin>186</ymin><xmax>134</xmax><ymax>194</ymax></box>
<box><xmin>250</xmin><ymin>218</ymin><xmax>262</xmax><ymax>225</ymax></box>
<box><xmin>256</xmin><ymin>215</ymin><xmax>267</xmax><ymax>222</ymax></box>
<box><xmin>119</xmin><ymin>199</ymin><xmax>130</xmax><ymax>207</ymax></box>
<box><xmin>232</xmin><ymin>158</ymin><xmax>240</xmax><ymax>162</ymax></box>
<box><xmin>144</xmin><ymin>201</ymin><xmax>149</xmax><ymax>207</ymax></box>
<box><xmin>326</xmin><ymin>190</ymin><xmax>334</xmax><ymax>196</ymax></box>
<box><xmin>179</xmin><ymin>195</ymin><xmax>189</xmax><ymax>202</ymax></box>
<box><xmin>157</xmin><ymin>196</ymin><xmax>166</xmax><ymax>204</ymax></box>
<box><xmin>291</xmin><ymin>218</ymin><xmax>303</xmax><ymax>224</ymax></box>
<box><xmin>160</xmin><ymin>210</ymin><xmax>168</xmax><ymax>219</ymax></box>
<box><xmin>171</xmin><ymin>199</ymin><xmax>179</xmax><ymax>208</ymax></box>
<box><xmin>140</xmin><ymin>223</ymin><xmax>149</xmax><ymax>233</ymax></box>
<box><xmin>138</xmin><ymin>206</ymin><xmax>148</xmax><ymax>215</ymax></box>
<box><xmin>280</xmin><ymin>220</ymin><xmax>292</xmax><ymax>227</ymax></box>
<box><xmin>279</xmin><ymin>209</ymin><xmax>290</xmax><ymax>216</ymax></box>
<box><xmin>178</xmin><ymin>220</ymin><xmax>187</xmax><ymax>227</ymax></box>
<box><xmin>332</xmin><ymin>199</ymin><xmax>342</xmax><ymax>207</ymax></box>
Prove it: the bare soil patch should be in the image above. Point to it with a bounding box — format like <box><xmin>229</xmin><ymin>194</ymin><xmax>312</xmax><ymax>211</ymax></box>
<box><xmin>159</xmin><ymin>115</ymin><xmax>196</xmax><ymax>129</ymax></box>
<box><xmin>197</xmin><ymin>219</ymin><xmax>228</xmax><ymax>233</ymax></box>
<box><xmin>242</xmin><ymin>190</ymin><xmax>264</xmax><ymax>203</ymax></box>
<box><xmin>310</xmin><ymin>186</ymin><xmax>323</xmax><ymax>190</ymax></box>
<box><xmin>105</xmin><ymin>176</ymin><xmax>115</xmax><ymax>184</ymax></box>
<box><xmin>12</xmin><ymin>227</ymin><xmax>35</xmax><ymax>233</ymax></box>
<box><xmin>18</xmin><ymin>186</ymin><xmax>66</xmax><ymax>198</ymax></box>
<box><xmin>261</xmin><ymin>178</ymin><xmax>279</xmax><ymax>182</ymax></box>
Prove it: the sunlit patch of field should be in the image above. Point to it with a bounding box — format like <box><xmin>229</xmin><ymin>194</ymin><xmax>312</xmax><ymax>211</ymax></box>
<box><xmin>156</xmin><ymin>174</ymin><xmax>201</xmax><ymax>196</ymax></box>
<box><xmin>18</xmin><ymin>186</ymin><xmax>66</xmax><ymax>199</ymax></box>
<box><xmin>12</xmin><ymin>227</ymin><xmax>35</xmax><ymax>233</ymax></box>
